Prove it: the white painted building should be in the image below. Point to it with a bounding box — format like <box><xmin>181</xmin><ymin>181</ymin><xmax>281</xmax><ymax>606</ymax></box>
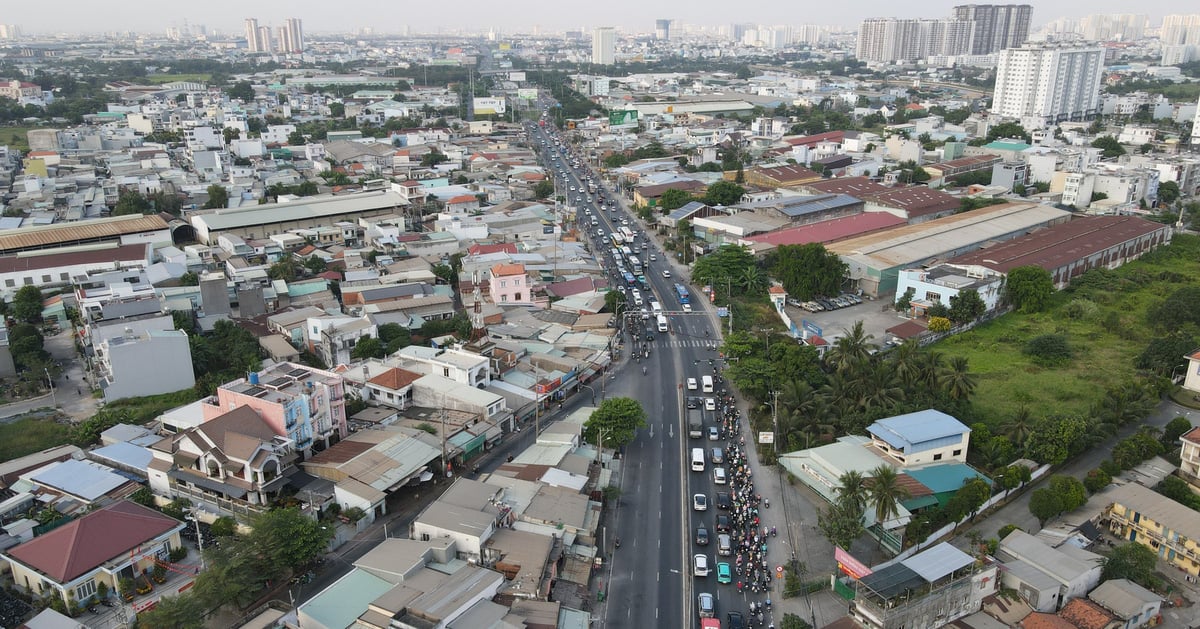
<box><xmin>895</xmin><ymin>265</ymin><xmax>1004</xmax><ymax>317</ymax></box>
<box><xmin>992</xmin><ymin>43</ymin><xmax>1105</xmax><ymax>128</ymax></box>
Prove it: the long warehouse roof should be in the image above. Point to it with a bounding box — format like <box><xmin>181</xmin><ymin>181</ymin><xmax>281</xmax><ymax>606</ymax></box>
<box><xmin>0</xmin><ymin>214</ymin><xmax>169</xmax><ymax>254</ymax></box>
<box><xmin>191</xmin><ymin>190</ymin><xmax>408</xmax><ymax>231</ymax></box>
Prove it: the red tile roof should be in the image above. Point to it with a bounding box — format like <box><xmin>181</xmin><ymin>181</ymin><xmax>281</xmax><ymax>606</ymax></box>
<box><xmin>744</xmin><ymin>212</ymin><xmax>905</xmax><ymax>247</ymax></box>
<box><xmin>1021</xmin><ymin>612</ymin><xmax>1077</xmax><ymax>629</ymax></box>
<box><xmin>1181</xmin><ymin>426</ymin><xmax>1200</xmax><ymax>446</ymax></box>
<box><xmin>886</xmin><ymin>320</ymin><xmax>928</xmax><ymax>339</ymax></box>
<box><xmin>869</xmin><ymin>187</ymin><xmax>960</xmax><ymax>218</ymax></box>
<box><xmin>948</xmin><ymin>216</ymin><xmax>1169</xmax><ymax>274</ymax></box>
<box><xmin>768</xmin><ymin>285</ymin><xmax>786</xmax><ymax>294</ymax></box>
<box><xmin>784</xmin><ymin>131</ymin><xmax>845</xmax><ymax>148</ymax></box>
<box><xmin>1059</xmin><ymin>598</ymin><xmax>1118</xmax><ymax>629</ymax></box>
<box><xmin>6</xmin><ymin>501</ymin><xmax>180</xmax><ymax>583</ymax></box>
<box><xmin>468</xmin><ymin>242</ymin><xmax>519</xmax><ymax>256</ymax></box>
<box><xmin>491</xmin><ymin>263</ymin><xmax>526</xmax><ymax>277</ymax></box>
<box><xmin>447</xmin><ymin>195</ymin><xmax>478</xmax><ymax>204</ymax></box>
<box><xmin>368</xmin><ymin>367</ymin><xmax>423</xmax><ymax>390</ymax></box>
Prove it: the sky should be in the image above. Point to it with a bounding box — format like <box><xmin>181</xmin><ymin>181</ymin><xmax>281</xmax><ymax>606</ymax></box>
<box><xmin>5</xmin><ymin>1</ymin><xmax>1192</xmax><ymax>36</ymax></box>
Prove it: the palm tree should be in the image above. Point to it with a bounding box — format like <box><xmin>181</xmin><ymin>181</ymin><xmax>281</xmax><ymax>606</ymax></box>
<box><xmin>920</xmin><ymin>351</ymin><xmax>946</xmax><ymax>392</ymax></box>
<box><xmin>1001</xmin><ymin>406</ymin><xmax>1034</xmax><ymax>447</ymax></box>
<box><xmin>836</xmin><ymin>470</ymin><xmax>869</xmax><ymax>514</ymax></box>
<box><xmin>889</xmin><ymin>339</ymin><xmax>924</xmax><ymax>387</ymax></box>
<box><xmin>942</xmin><ymin>356</ymin><xmax>977</xmax><ymax>401</ymax></box>
<box><xmin>861</xmin><ymin>363</ymin><xmax>906</xmax><ymax>413</ymax></box>
<box><xmin>740</xmin><ymin>266</ymin><xmax>766</xmax><ymax>295</ymax></box>
<box><xmin>826</xmin><ymin>321</ymin><xmax>875</xmax><ymax>374</ymax></box>
<box><xmin>867</xmin><ymin>465</ymin><xmax>911</xmax><ymax>529</ymax></box>
<box><xmin>820</xmin><ymin>371</ymin><xmax>859</xmax><ymax>417</ymax></box>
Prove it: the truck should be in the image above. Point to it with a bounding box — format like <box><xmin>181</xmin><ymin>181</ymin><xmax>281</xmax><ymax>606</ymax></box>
<box><xmin>687</xmin><ymin>408</ymin><xmax>704</xmax><ymax>439</ymax></box>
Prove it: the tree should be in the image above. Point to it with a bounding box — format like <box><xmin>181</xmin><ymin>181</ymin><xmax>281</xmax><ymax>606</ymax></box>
<box><xmin>895</xmin><ymin>160</ymin><xmax>930</xmax><ymax>183</ymax></box>
<box><xmin>603</xmin><ymin>289</ymin><xmax>626</xmax><ymax>313</ymax></box>
<box><xmin>836</xmin><ymin>470</ymin><xmax>870</xmax><ymax>514</ymax></box>
<box><xmin>928</xmin><ymin>316</ymin><xmax>951</xmax><ymax>332</ymax></box>
<box><xmin>226</xmin><ymin>80</ymin><xmax>255</xmax><ymax>102</ymax></box>
<box><xmin>136</xmin><ymin>593</ymin><xmax>205</xmax><ymax>629</ymax></box>
<box><xmin>817</xmin><ymin>499</ymin><xmax>865</xmax><ymax>551</ymax></box>
<box><xmin>986</xmin><ymin>121</ymin><xmax>1030</xmax><ymax>143</ymax></box>
<box><xmin>1084</xmin><ymin>468</ymin><xmax>1112</xmax><ymax>493</ymax></box>
<box><xmin>1028</xmin><ymin>488</ymin><xmax>1063</xmax><ymax>526</ymax></box>
<box><xmin>1091</xmin><ymin>135</ymin><xmax>1126</xmax><ymax>159</ymax></box>
<box><xmin>766</xmin><ymin>243</ymin><xmax>848</xmax><ymax>300</ymax></box>
<box><xmin>703</xmin><ymin>180</ymin><xmax>746</xmax><ymax>206</ymax></box>
<box><xmin>244</xmin><ymin>507</ymin><xmax>335</xmax><ymax>575</ymax></box>
<box><xmin>691</xmin><ymin>245</ymin><xmax>758</xmax><ymax>298</ymax></box>
<box><xmin>287</xmin><ymin>130</ymin><xmax>305</xmax><ymax>145</ymax></box>
<box><xmin>1048</xmin><ymin>475</ymin><xmax>1088</xmax><ymax>512</ymax></box>
<box><xmin>825</xmin><ymin>321</ymin><xmax>876</xmax><ymax>374</ymax></box>
<box><xmin>1148</xmin><ymin>286</ymin><xmax>1200</xmax><ymax>332</ymax></box>
<box><xmin>303</xmin><ymin>256</ymin><xmax>328</xmax><ymax>274</ymax></box>
<box><xmin>659</xmin><ymin>187</ymin><xmax>694</xmax><ymax>211</ymax></box>
<box><xmin>533</xmin><ymin>180</ymin><xmax>554</xmax><ymax>199</ymax></box>
<box><xmin>582</xmin><ymin>397</ymin><xmax>647</xmax><ymax>449</ymax></box>
<box><xmin>1024</xmin><ymin>334</ymin><xmax>1072</xmax><ymax>366</ymax></box>
<box><xmin>947</xmin><ymin>289</ymin><xmax>986</xmax><ymax>323</ymax></box>
<box><xmin>421</xmin><ymin>149</ymin><xmax>449</xmax><ymax>167</ymax></box>
<box><xmin>268</xmin><ymin>257</ymin><xmax>298</xmax><ymax>281</ymax></box>
<box><xmin>203</xmin><ymin>184</ymin><xmax>229</xmax><ymax>209</ymax></box>
<box><xmin>1025</xmin><ymin>415</ymin><xmax>1092</xmax><ymax>464</ymax></box>
<box><xmin>378</xmin><ymin>323</ymin><xmax>412</xmax><ymax>354</ymax></box>
<box><xmin>781</xmin><ymin>614</ymin><xmax>813</xmax><ymax>629</ymax></box>
<box><xmin>942</xmin><ymin>356</ymin><xmax>977</xmax><ymax>401</ymax></box>
<box><xmin>351</xmin><ymin>337</ymin><xmax>384</xmax><ymax>360</ymax></box>
<box><xmin>1004</xmin><ymin>265</ymin><xmax>1054</xmax><ymax>313</ymax></box>
<box><xmin>867</xmin><ymin>465</ymin><xmax>910</xmax><ymax>528</ymax></box>
<box><xmin>1100</xmin><ymin>543</ymin><xmax>1158</xmax><ymax>588</ymax></box>
<box><xmin>222</xmin><ymin>127</ymin><xmax>241</xmax><ymax>145</ymax></box>
<box><xmin>113</xmin><ymin>189</ymin><xmax>152</xmax><ymax>215</ymax></box>
<box><xmin>1163</xmin><ymin>416</ymin><xmax>1194</xmax><ymax>447</ymax></box>
<box><xmin>1158</xmin><ymin>180</ymin><xmax>1181</xmax><ymax>206</ymax></box>
<box><xmin>11</xmin><ymin>285</ymin><xmax>44</xmax><ymax>323</ymax></box>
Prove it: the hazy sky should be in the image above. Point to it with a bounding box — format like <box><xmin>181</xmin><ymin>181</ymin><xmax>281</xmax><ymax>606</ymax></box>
<box><xmin>6</xmin><ymin>1</ymin><xmax>1193</xmax><ymax>35</ymax></box>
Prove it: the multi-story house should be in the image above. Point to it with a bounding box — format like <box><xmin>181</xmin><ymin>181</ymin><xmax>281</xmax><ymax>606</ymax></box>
<box><xmin>149</xmin><ymin>406</ymin><xmax>297</xmax><ymax>510</ymax></box>
<box><xmin>1101</xmin><ymin>482</ymin><xmax>1200</xmax><ymax>577</ymax></box>
<box><xmin>488</xmin><ymin>263</ymin><xmax>532</xmax><ymax>306</ymax></box>
<box><xmin>394</xmin><ymin>345</ymin><xmax>491</xmax><ymax>388</ymax></box>
<box><xmin>306</xmin><ymin>314</ymin><xmax>377</xmax><ymax>367</ymax></box>
<box><xmin>201</xmin><ymin>361</ymin><xmax>348</xmax><ymax>457</ymax></box>
<box><xmin>94</xmin><ymin>328</ymin><xmax>195</xmax><ymax>402</ymax></box>
<box><xmin>1178</xmin><ymin>425</ymin><xmax>1200</xmax><ymax>488</ymax></box>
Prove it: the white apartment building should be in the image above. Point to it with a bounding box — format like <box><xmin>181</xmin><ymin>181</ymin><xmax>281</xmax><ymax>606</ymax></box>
<box><xmin>394</xmin><ymin>346</ymin><xmax>491</xmax><ymax>388</ymax></box>
<box><xmin>1056</xmin><ymin>165</ymin><xmax>1159</xmax><ymax>210</ymax></box>
<box><xmin>1161</xmin><ymin>14</ymin><xmax>1200</xmax><ymax>46</ymax></box>
<box><xmin>952</xmin><ymin>4</ymin><xmax>1033</xmax><ymax>54</ymax></box>
<box><xmin>592</xmin><ymin>27</ymin><xmax>616</xmax><ymax>65</ymax></box>
<box><xmin>856</xmin><ymin>18</ymin><xmax>975</xmax><ymax>63</ymax></box>
<box><xmin>1080</xmin><ymin>13</ymin><xmax>1147</xmax><ymax>42</ymax></box>
<box><xmin>992</xmin><ymin>43</ymin><xmax>1104</xmax><ymax>128</ymax></box>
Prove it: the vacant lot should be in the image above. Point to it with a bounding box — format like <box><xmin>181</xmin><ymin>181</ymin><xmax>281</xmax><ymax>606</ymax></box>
<box><xmin>0</xmin><ymin>126</ymin><xmax>41</xmax><ymax>152</ymax></box>
<box><xmin>0</xmin><ymin>416</ymin><xmax>72</xmax><ymax>461</ymax></box>
<box><xmin>938</xmin><ymin>234</ymin><xmax>1197</xmax><ymax>425</ymax></box>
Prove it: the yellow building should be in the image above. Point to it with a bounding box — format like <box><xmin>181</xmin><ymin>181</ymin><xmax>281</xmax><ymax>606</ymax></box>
<box><xmin>1102</xmin><ymin>482</ymin><xmax>1200</xmax><ymax>576</ymax></box>
<box><xmin>2</xmin><ymin>501</ymin><xmax>185</xmax><ymax>607</ymax></box>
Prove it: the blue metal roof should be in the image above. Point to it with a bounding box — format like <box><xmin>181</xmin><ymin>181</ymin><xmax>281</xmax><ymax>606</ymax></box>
<box><xmin>867</xmin><ymin>410</ymin><xmax>968</xmax><ymax>453</ymax></box>
<box><xmin>667</xmin><ymin>200</ymin><xmax>708</xmax><ymax>222</ymax></box>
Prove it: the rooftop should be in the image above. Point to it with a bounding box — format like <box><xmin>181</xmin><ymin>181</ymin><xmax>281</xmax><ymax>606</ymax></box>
<box><xmin>1100</xmin><ymin>481</ymin><xmax>1200</xmax><ymax>542</ymax></box>
<box><xmin>0</xmin><ymin>214</ymin><xmax>169</xmax><ymax>254</ymax></box>
<box><xmin>192</xmin><ymin>190</ymin><xmax>407</xmax><ymax>231</ymax></box>
<box><xmin>743</xmin><ymin>212</ymin><xmax>905</xmax><ymax>247</ymax></box>
<box><xmin>867</xmin><ymin>410</ymin><xmax>969</xmax><ymax>451</ymax></box>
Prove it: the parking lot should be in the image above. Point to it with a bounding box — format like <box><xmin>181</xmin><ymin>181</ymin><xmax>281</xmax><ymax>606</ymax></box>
<box><xmin>783</xmin><ymin>295</ymin><xmax>912</xmax><ymax>345</ymax></box>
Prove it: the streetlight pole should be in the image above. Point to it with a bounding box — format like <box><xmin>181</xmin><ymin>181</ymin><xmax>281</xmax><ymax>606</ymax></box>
<box><xmin>185</xmin><ymin>509</ymin><xmax>206</xmax><ymax>571</ymax></box>
<box><xmin>44</xmin><ymin>367</ymin><xmax>56</xmax><ymax>408</ymax></box>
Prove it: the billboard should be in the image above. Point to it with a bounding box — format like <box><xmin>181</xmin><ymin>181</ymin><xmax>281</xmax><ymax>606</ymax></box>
<box><xmin>473</xmin><ymin>97</ymin><xmax>506</xmax><ymax>115</ymax></box>
<box><xmin>608</xmin><ymin>110</ymin><xmax>639</xmax><ymax>127</ymax></box>
<box><xmin>835</xmin><ymin>547</ymin><xmax>873</xmax><ymax>579</ymax></box>
<box><xmin>517</xmin><ymin>88</ymin><xmax>538</xmax><ymax>100</ymax></box>
<box><xmin>508</xmin><ymin>71</ymin><xmax>526</xmax><ymax>81</ymax></box>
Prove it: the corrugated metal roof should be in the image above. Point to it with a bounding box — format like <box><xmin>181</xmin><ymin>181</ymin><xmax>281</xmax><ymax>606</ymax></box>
<box><xmin>191</xmin><ymin>190</ymin><xmax>407</xmax><ymax>231</ymax></box>
<box><xmin>0</xmin><ymin>214</ymin><xmax>169</xmax><ymax>253</ymax></box>
<box><xmin>948</xmin><ymin>215</ymin><xmax>1169</xmax><ymax>274</ymax></box>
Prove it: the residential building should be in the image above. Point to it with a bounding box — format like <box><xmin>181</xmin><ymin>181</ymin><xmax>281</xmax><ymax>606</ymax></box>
<box><xmin>1087</xmin><ymin>579</ymin><xmax>1162</xmax><ymax>629</ymax></box>
<box><xmin>992</xmin><ymin>43</ymin><xmax>1105</xmax><ymax>128</ymax></box>
<box><xmin>655</xmin><ymin>19</ymin><xmax>671</xmax><ymax>40</ymax></box>
<box><xmin>867</xmin><ymin>410</ymin><xmax>971</xmax><ymax>467</ymax></box>
<box><xmin>94</xmin><ymin>328</ymin><xmax>195</xmax><ymax>402</ymax></box>
<box><xmin>856</xmin><ymin>18</ymin><xmax>976</xmax><ymax>63</ymax></box>
<box><xmin>489</xmin><ymin>263</ymin><xmax>532</xmax><ymax>306</ymax></box>
<box><xmin>895</xmin><ymin>265</ymin><xmax>1004</xmax><ymax>317</ymax></box>
<box><xmin>1174</xmin><ymin>425</ymin><xmax>1200</xmax><ymax>489</ymax></box>
<box><xmin>952</xmin><ymin>4</ymin><xmax>1033</xmax><ymax>54</ymax></box>
<box><xmin>998</xmin><ymin>530</ymin><xmax>1103</xmax><ymax>611</ymax></box>
<box><xmin>283</xmin><ymin>18</ymin><xmax>304</xmax><ymax>53</ymax></box>
<box><xmin>307</xmin><ymin>314</ymin><xmax>378</xmax><ymax>367</ymax></box>
<box><xmin>592</xmin><ymin>27</ymin><xmax>616</xmax><ymax>65</ymax></box>
<box><xmin>202</xmin><ymin>361</ymin><xmax>349</xmax><ymax>457</ymax></box>
<box><xmin>1080</xmin><ymin>14</ymin><xmax>1148</xmax><ymax>41</ymax></box>
<box><xmin>148</xmin><ymin>405</ymin><xmax>297</xmax><ymax>509</ymax></box>
<box><xmin>849</xmin><ymin>543</ymin><xmax>999</xmax><ymax>629</ymax></box>
<box><xmin>2</xmin><ymin>501</ymin><xmax>184</xmax><ymax>608</ymax></box>
<box><xmin>1100</xmin><ymin>482</ymin><xmax>1200</xmax><ymax>577</ymax></box>
<box><xmin>394</xmin><ymin>346</ymin><xmax>491</xmax><ymax>388</ymax></box>
<box><xmin>1161</xmin><ymin>14</ymin><xmax>1200</xmax><ymax>46</ymax></box>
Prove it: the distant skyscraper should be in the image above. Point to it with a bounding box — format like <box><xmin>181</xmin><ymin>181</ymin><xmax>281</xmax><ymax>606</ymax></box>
<box><xmin>1161</xmin><ymin>14</ymin><xmax>1200</xmax><ymax>46</ymax></box>
<box><xmin>257</xmin><ymin>26</ymin><xmax>273</xmax><ymax>53</ymax></box>
<box><xmin>592</xmin><ymin>27</ymin><xmax>615</xmax><ymax>65</ymax></box>
<box><xmin>655</xmin><ymin>19</ymin><xmax>671</xmax><ymax>41</ymax></box>
<box><xmin>952</xmin><ymin>4</ymin><xmax>1033</xmax><ymax>54</ymax></box>
<box><xmin>1080</xmin><ymin>14</ymin><xmax>1147</xmax><ymax>42</ymax></box>
<box><xmin>1191</xmin><ymin>94</ymin><xmax>1200</xmax><ymax>145</ymax></box>
<box><xmin>285</xmin><ymin>18</ymin><xmax>304</xmax><ymax>53</ymax></box>
<box><xmin>0</xmin><ymin>24</ymin><xmax>22</xmax><ymax>40</ymax></box>
<box><xmin>244</xmin><ymin>18</ymin><xmax>263</xmax><ymax>52</ymax></box>
<box><xmin>992</xmin><ymin>43</ymin><xmax>1104</xmax><ymax>126</ymax></box>
<box><xmin>856</xmin><ymin>18</ymin><xmax>974</xmax><ymax>63</ymax></box>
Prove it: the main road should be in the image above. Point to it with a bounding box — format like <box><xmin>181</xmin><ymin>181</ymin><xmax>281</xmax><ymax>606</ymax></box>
<box><xmin>529</xmin><ymin>114</ymin><xmax>754</xmax><ymax>628</ymax></box>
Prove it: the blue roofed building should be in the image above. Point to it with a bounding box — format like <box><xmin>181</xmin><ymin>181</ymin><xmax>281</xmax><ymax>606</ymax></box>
<box><xmin>904</xmin><ymin>463</ymin><xmax>992</xmax><ymax>509</ymax></box>
<box><xmin>867</xmin><ymin>409</ymin><xmax>971</xmax><ymax>467</ymax></box>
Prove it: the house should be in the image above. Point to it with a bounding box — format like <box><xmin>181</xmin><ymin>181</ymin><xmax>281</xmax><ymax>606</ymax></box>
<box><xmin>307</xmin><ymin>314</ymin><xmax>378</xmax><ymax>367</ymax></box>
<box><xmin>740</xmin><ymin>164</ymin><xmax>823</xmax><ymax>188</ymax></box>
<box><xmin>2</xmin><ymin>501</ymin><xmax>184</xmax><ymax>608</ymax></box>
<box><xmin>894</xmin><ymin>265</ymin><xmax>1005</xmax><ymax>317</ymax></box>
<box><xmin>998</xmin><ymin>530</ymin><xmax>1104</xmax><ymax>611</ymax></box>
<box><xmin>445</xmin><ymin>194</ymin><xmax>481</xmax><ymax>214</ymax></box>
<box><xmin>94</xmin><ymin>328</ymin><xmax>195</xmax><ymax>402</ymax></box>
<box><xmin>1058</xmin><ymin>598</ymin><xmax>1121</xmax><ymax>629</ymax></box>
<box><xmin>148</xmin><ymin>405</ymin><xmax>298</xmax><ymax>509</ymax></box>
<box><xmin>411</xmin><ymin>478</ymin><xmax>506</xmax><ymax>561</ymax></box>
<box><xmin>632</xmin><ymin>179</ymin><xmax>706</xmax><ymax>207</ymax></box>
<box><xmin>1178</xmin><ymin>425</ymin><xmax>1200</xmax><ymax>488</ymax></box>
<box><xmin>489</xmin><ymin>263</ymin><xmax>533</xmax><ymax>306</ymax></box>
<box><xmin>848</xmin><ymin>543</ymin><xmax>999</xmax><ymax>629</ymax></box>
<box><xmin>1099</xmin><ymin>482</ymin><xmax>1200</xmax><ymax>577</ymax></box>
<box><xmin>866</xmin><ymin>409</ymin><xmax>971</xmax><ymax>466</ymax></box>
<box><xmin>1087</xmin><ymin>579</ymin><xmax>1162</xmax><ymax>629</ymax></box>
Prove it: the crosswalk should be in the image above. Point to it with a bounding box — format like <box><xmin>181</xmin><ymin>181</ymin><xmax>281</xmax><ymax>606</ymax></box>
<box><xmin>651</xmin><ymin>339</ymin><xmax>715</xmax><ymax>349</ymax></box>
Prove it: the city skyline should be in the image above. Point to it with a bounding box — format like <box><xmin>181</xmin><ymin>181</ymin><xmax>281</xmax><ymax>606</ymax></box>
<box><xmin>2</xmin><ymin>0</ymin><xmax>1197</xmax><ymax>36</ymax></box>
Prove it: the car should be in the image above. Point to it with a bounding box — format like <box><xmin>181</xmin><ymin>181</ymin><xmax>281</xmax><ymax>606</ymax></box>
<box><xmin>698</xmin><ymin>592</ymin><xmax>715</xmax><ymax>618</ymax></box>
<box><xmin>717</xmin><ymin>562</ymin><xmax>732</xmax><ymax>584</ymax></box>
<box><xmin>786</xmin><ymin>298</ymin><xmax>803</xmax><ymax>308</ymax></box>
<box><xmin>682</xmin><ymin>303</ymin><xmax>693</xmax><ymax>312</ymax></box>
<box><xmin>687</xmin><ymin>378</ymin><xmax>697</xmax><ymax>390</ymax></box>
<box><xmin>717</xmin><ymin>533</ymin><xmax>732</xmax><ymax>556</ymax></box>
<box><xmin>650</xmin><ymin>254</ymin><xmax>657</xmax><ymax>261</ymax></box>
<box><xmin>696</xmin><ymin>526</ymin><xmax>709</xmax><ymax>546</ymax></box>
<box><xmin>715</xmin><ymin>492</ymin><xmax>731</xmax><ymax>510</ymax></box>
<box><xmin>704</xmin><ymin>398</ymin><xmax>716</xmax><ymax>411</ymax></box>
<box><xmin>713</xmin><ymin>467</ymin><xmax>727</xmax><ymax>485</ymax></box>
<box><xmin>662</xmin><ymin>269</ymin><xmax>672</xmax><ymax>278</ymax></box>
<box><xmin>687</xmin><ymin>397</ymin><xmax>699</xmax><ymax>410</ymax></box>
<box><xmin>569</xmin><ymin>186</ymin><xmax>576</xmax><ymax>191</ymax></box>
<box><xmin>707</xmin><ymin>426</ymin><xmax>720</xmax><ymax>441</ymax></box>
<box><xmin>728</xmin><ymin>611</ymin><xmax>745</xmax><ymax>629</ymax></box>
<box><xmin>641</xmin><ymin>309</ymin><xmax>650</xmax><ymax>320</ymax></box>
<box><xmin>693</xmin><ymin>493</ymin><xmax>708</xmax><ymax>511</ymax></box>
<box><xmin>716</xmin><ymin>514</ymin><xmax>731</xmax><ymax>532</ymax></box>
<box><xmin>694</xmin><ymin>553</ymin><xmax>710</xmax><ymax>577</ymax></box>
<box><xmin>710</xmin><ymin>447</ymin><xmax>724</xmax><ymax>464</ymax></box>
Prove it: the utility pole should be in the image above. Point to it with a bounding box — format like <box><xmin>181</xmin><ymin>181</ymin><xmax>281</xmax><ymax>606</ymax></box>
<box><xmin>440</xmin><ymin>398</ymin><xmax>449</xmax><ymax>478</ymax></box>
<box><xmin>771</xmin><ymin>390</ymin><xmax>781</xmax><ymax>455</ymax></box>
<box><xmin>44</xmin><ymin>367</ymin><xmax>56</xmax><ymax>408</ymax></box>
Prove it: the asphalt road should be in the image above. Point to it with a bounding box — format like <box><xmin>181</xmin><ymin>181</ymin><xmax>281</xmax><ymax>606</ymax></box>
<box><xmin>530</xmin><ymin>119</ymin><xmax>759</xmax><ymax>628</ymax></box>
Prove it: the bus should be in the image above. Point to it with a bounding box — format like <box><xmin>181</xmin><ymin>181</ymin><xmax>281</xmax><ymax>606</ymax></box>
<box><xmin>619</xmin><ymin>226</ymin><xmax>635</xmax><ymax>242</ymax></box>
<box><xmin>620</xmin><ymin>245</ymin><xmax>634</xmax><ymax>260</ymax></box>
<box><xmin>623</xmin><ymin>272</ymin><xmax>637</xmax><ymax>286</ymax></box>
<box><xmin>675</xmin><ymin>283</ymin><xmax>690</xmax><ymax>304</ymax></box>
<box><xmin>610</xmin><ymin>232</ymin><xmax>625</xmax><ymax>246</ymax></box>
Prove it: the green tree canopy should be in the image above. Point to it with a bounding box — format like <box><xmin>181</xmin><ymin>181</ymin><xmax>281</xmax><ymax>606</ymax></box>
<box><xmin>1148</xmin><ymin>286</ymin><xmax>1200</xmax><ymax>332</ymax></box>
<box><xmin>1100</xmin><ymin>543</ymin><xmax>1158</xmax><ymax>589</ymax></box>
<box><xmin>113</xmin><ymin>189</ymin><xmax>152</xmax><ymax>215</ymax></box>
<box><xmin>692</xmin><ymin>245</ymin><xmax>758</xmax><ymax>298</ymax></box>
<box><xmin>533</xmin><ymin>179</ymin><xmax>554</xmax><ymax>200</ymax></box>
<box><xmin>226</xmin><ymin>80</ymin><xmax>255</xmax><ymax>102</ymax></box>
<box><xmin>203</xmin><ymin>184</ymin><xmax>229</xmax><ymax>209</ymax></box>
<box><xmin>702</xmin><ymin>180</ymin><xmax>746</xmax><ymax>206</ymax></box>
<box><xmin>1004</xmin><ymin>265</ymin><xmax>1054</xmax><ymax>313</ymax></box>
<box><xmin>986</xmin><ymin>121</ymin><xmax>1030</xmax><ymax>143</ymax></box>
<box><xmin>1091</xmin><ymin>135</ymin><xmax>1126</xmax><ymax>159</ymax></box>
<box><xmin>11</xmin><ymin>285</ymin><xmax>44</xmax><ymax>323</ymax></box>
<box><xmin>658</xmin><ymin>187</ymin><xmax>694</xmax><ymax>211</ymax></box>
<box><xmin>947</xmin><ymin>289</ymin><xmax>986</xmax><ymax>323</ymax></box>
<box><xmin>582</xmin><ymin>397</ymin><xmax>647</xmax><ymax>449</ymax></box>
<box><xmin>766</xmin><ymin>243</ymin><xmax>848</xmax><ymax>300</ymax></box>
<box><xmin>350</xmin><ymin>337</ymin><xmax>384</xmax><ymax>360</ymax></box>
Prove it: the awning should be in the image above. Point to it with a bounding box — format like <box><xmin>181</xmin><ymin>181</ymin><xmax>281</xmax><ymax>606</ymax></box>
<box><xmin>167</xmin><ymin>469</ymin><xmax>248</xmax><ymax>499</ymax></box>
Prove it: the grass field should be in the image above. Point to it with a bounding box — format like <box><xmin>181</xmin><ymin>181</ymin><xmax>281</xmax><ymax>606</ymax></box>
<box><xmin>0</xmin><ymin>126</ymin><xmax>41</xmax><ymax>152</ymax></box>
<box><xmin>938</xmin><ymin>236</ymin><xmax>1198</xmax><ymax>426</ymax></box>
<box><xmin>0</xmin><ymin>416</ymin><xmax>73</xmax><ymax>461</ymax></box>
<box><xmin>146</xmin><ymin>73</ymin><xmax>212</xmax><ymax>85</ymax></box>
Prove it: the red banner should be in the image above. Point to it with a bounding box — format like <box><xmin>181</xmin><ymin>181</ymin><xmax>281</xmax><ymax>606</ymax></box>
<box><xmin>835</xmin><ymin>546</ymin><xmax>873</xmax><ymax>579</ymax></box>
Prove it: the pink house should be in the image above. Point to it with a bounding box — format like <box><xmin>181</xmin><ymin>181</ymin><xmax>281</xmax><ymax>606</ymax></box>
<box><xmin>489</xmin><ymin>263</ymin><xmax>531</xmax><ymax>305</ymax></box>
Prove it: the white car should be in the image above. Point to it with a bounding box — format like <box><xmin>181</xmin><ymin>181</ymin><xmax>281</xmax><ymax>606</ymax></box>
<box><xmin>693</xmin><ymin>493</ymin><xmax>708</xmax><ymax>511</ymax></box>
<box><xmin>682</xmin><ymin>303</ymin><xmax>692</xmax><ymax>312</ymax></box>
<box><xmin>650</xmin><ymin>254</ymin><xmax>657</xmax><ymax>261</ymax></box>
<box><xmin>662</xmin><ymin>269</ymin><xmax>672</xmax><ymax>278</ymax></box>
<box><xmin>714</xmin><ymin>467</ymin><xmax>727</xmax><ymax>485</ymax></box>
<box><xmin>704</xmin><ymin>398</ymin><xmax>716</xmax><ymax>411</ymax></box>
<box><xmin>693</xmin><ymin>553</ymin><xmax>710</xmax><ymax>577</ymax></box>
<box><xmin>687</xmin><ymin>378</ymin><xmax>698</xmax><ymax>390</ymax></box>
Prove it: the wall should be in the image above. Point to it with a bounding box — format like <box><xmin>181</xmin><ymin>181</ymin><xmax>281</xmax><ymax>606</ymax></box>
<box><xmin>102</xmin><ymin>332</ymin><xmax>195</xmax><ymax>401</ymax></box>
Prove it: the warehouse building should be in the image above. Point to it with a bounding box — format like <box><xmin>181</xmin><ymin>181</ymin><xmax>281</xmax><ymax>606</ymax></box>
<box><xmin>828</xmin><ymin>203</ymin><xmax>1071</xmax><ymax>297</ymax></box>
<box><xmin>190</xmin><ymin>190</ymin><xmax>407</xmax><ymax>245</ymax></box>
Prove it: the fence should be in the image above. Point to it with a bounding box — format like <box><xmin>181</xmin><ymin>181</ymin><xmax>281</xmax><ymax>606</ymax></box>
<box><xmin>916</xmin><ymin>307</ymin><xmax>1013</xmax><ymax>347</ymax></box>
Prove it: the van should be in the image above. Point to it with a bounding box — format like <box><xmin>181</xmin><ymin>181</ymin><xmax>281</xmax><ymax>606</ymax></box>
<box><xmin>657</xmin><ymin>314</ymin><xmax>668</xmax><ymax>333</ymax></box>
<box><xmin>590</xmin><ymin>218</ymin><xmax>599</xmax><ymax>226</ymax></box>
<box><xmin>691</xmin><ymin>448</ymin><xmax>706</xmax><ymax>472</ymax></box>
<box><xmin>631</xmin><ymin>289</ymin><xmax>644</xmax><ymax>306</ymax></box>
<box><xmin>651</xmin><ymin>301</ymin><xmax>663</xmax><ymax>315</ymax></box>
<box><xmin>702</xmin><ymin>375</ymin><xmax>714</xmax><ymax>393</ymax></box>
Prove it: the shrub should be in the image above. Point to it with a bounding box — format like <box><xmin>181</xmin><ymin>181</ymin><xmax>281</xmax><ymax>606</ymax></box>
<box><xmin>1063</xmin><ymin>298</ymin><xmax>1098</xmax><ymax>320</ymax></box>
<box><xmin>928</xmin><ymin>316</ymin><xmax>952</xmax><ymax>332</ymax></box>
<box><xmin>1023</xmin><ymin>334</ymin><xmax>1072</xmax><ymax>366</ymax></box>
<box><xmin>1084</xmin><ymin>468</ymin><xmax>1112</xmax><ymax>493</ymax></box>
<box><xmin>997</xmin><ymin>524</ymin><xmax>1022</xmax><ymax>540</ymax></box>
